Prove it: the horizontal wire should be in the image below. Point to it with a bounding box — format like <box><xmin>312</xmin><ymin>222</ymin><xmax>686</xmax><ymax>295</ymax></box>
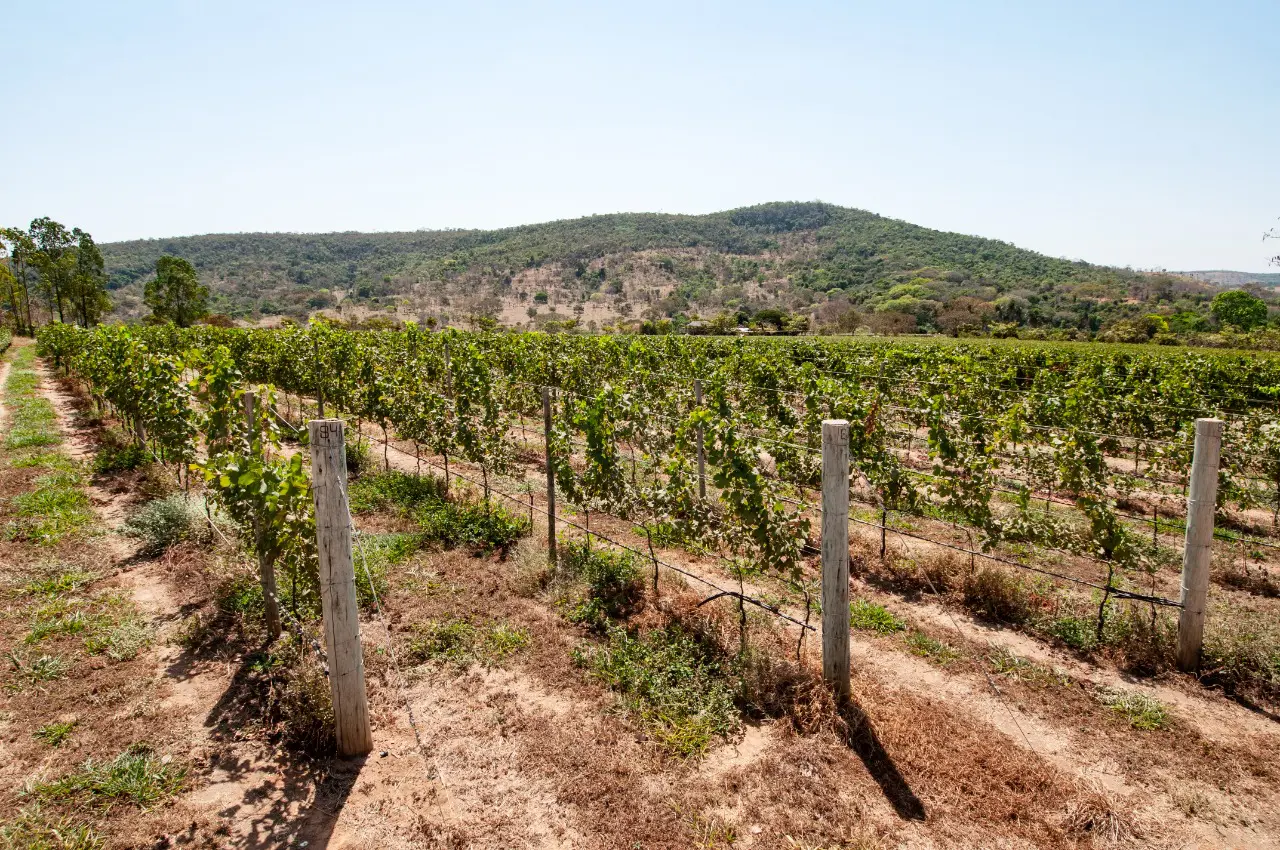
<box><xmin>406</xmin><ymin>453</ymin><xmax>817</xmax><ymax>632</ymax></box>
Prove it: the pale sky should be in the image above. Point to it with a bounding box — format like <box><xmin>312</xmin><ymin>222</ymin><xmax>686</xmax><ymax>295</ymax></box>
<box><xmin>3</xmin><ymin>0</ymin><xmax>1277</xmax><ymax>271</ymax></box>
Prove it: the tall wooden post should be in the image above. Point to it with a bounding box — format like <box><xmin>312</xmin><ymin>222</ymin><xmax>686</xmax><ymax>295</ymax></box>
<box><xmin>244</xmin><ymin>390</ymin><xmax>281</xmax><ymax>640</ymax></box>
<box><xmin>308</xmin><ymin>419</ymin><xmax>373</xmax><ymax>756</ymax></box>
<box><xmin>1177</xmin><ymin>418</ymin><xmax>1223</xmax><ymax>672</ymax></box>
<box><xmin>821</xmin><ymin>419</ymin><xmax>851</xmax><ymax>702</ymax></box>
<box><xmin>543</xmin><ymin>387</ymin><xmax>557</xmax><ymax>567</ymax></box>
<box><xmin>695</xmin><ymin>378</ymin><xmax>707</xmax><ymax>500</ymax></box>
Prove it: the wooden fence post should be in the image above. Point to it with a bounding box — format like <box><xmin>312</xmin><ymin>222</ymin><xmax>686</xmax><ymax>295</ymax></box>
<box><xmin>308</xmin><ymin>418</ymin><xmax>374</xmax><ymax>756</ymax></box>
<box><xmin>1177</xmin><ymin>417</ymin><xmax>1223</xmax><ymax>672</ymax></box>
<box><xmin>543</xmin><ymin>387</ymin><xmax>557</xmax><ymax>567</ymax></box>
<box><xmin>244</xmin><ymin>390</ymin><xmax>281</xmax><ymax>640</ymax></box>
<box><xmin>821</xmin><ymin>419</ymin><xmax>851</xmax><ymax>702</ymax></box>
<box><xmin>313</xmin><ymin>338</ymin><xmax>326</xmax><ymax>419</ymax></box>
<box><xmin>695</xmin><ymin>378</ymin><xmax>707</xmax><ymax>500</ymax></box>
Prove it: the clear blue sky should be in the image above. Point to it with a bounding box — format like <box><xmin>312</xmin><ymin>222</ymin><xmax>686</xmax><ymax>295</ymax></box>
<box><xmin>3</xmin><ymin>0</ymin><xmax>1277</xmax><ymax>271</ymax></box>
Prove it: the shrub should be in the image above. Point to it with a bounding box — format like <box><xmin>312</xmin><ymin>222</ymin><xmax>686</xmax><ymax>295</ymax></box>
<box><xmin>275</xmin><ymin>655</ymin><xmax>336</xmax><ymax>756</ymax></box>
<box><xmin>558</xmin><ymin>540</ymin><xmax>643</xmax><ymax>627</ymax></box>
<box><xmin>345</xmin><ymin>435</ymin><xmax>372</xmax><ymax>477</ymax></box>
<box><xmin>962</xmin><ymin>568</ymin><xmax>1033</xmax><ymax>624</ymax></box>
<box><xmin>416</xmin><ymin>499</ymin><xmax>530</xmax><ymax>557</ymax></box>
<box><xmin>91</xmin><ymin>437</ymin><xmax>152</xmax><ymax>474</ymax></box>
<box><xmin>120</xmin><ymin>494</ymin><xmax>211</xmax><ymax>556</ymax></box>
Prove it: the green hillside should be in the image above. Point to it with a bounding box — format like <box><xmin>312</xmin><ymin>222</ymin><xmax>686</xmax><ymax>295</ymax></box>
<box><xmin>98</xmin><ymin>201</ymin><xmax>1213</xmax><ymax>334</ymax></box>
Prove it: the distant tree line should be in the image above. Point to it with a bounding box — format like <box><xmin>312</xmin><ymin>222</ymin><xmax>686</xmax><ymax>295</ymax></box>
<box><xmin>1</xmin><ymin>218</ymin><xmax>207</xmax><ymax>333</ymax></box>
<box><xmin>1</xmin><ymin>218</ymin><xmax>111</xmax><ymax>333</ymax></box>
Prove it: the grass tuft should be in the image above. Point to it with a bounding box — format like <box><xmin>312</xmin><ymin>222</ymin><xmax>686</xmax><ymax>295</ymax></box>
<box><xmin>6</xmin><ymin>652</ymin><xmax>71</xmax><ymax>692</ymax></box>
<box><xmin>0</xmin><ymin>804</ymin><xmax>102</xmax><ymax>850</ymax></box>
<box><xmin>23</xmin><ymin>571</ymin><xmax>95</xmax><ymax>597</ymax></box>
<box><xmin>8</xmin><ymin>472</ymin><xmax>93</xmax><ymax>544</ymax></box>
<box><xmin>849</xmin><ymin>599</ymin><xmax>906</xmax><ymax>634</ymax></box>
<box><xmin>32</xmin><ymin>744</ymin><xmax>186</xmax><ymax>810</ymax></box>
<box><xmin>987</xmin><ymin>647</ymin><xmax>1069</xmax><ymax>687</ymax></box>
<box><xmin>33</xmin><ymin>720</ymin><xmax>77</xmax><ymax>748</ymax></box>
<box><xmin>407</xmin><ymin>618</ymin><xmax>531</xmax><ymax>667</ymax></box>
<box><xmin>904</xmin><ymin>630</ymin><xmax>960</xmax><ymax>664</ymax></box>
<box><xmin>1096</xmin><ymin>688</ymin><xmax>1170</xmax><ymax>731</ymax></box>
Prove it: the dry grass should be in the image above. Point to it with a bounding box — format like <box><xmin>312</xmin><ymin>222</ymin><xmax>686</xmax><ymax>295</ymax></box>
<box><xmin>1060</xmin><ymin>782</ymin><xmax>1141</xmax><ymax>844</ymax></box>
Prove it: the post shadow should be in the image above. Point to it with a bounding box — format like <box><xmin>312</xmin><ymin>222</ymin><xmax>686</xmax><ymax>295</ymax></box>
<box><xmin>839</xmin><ymin>699</ymin><xmax>927</xmax><ymax>821</ymax></box>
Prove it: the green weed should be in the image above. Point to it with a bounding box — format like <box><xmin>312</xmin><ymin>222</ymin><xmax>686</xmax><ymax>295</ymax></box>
<box><xmin>407</xmin><ymin>618</ymin><xmax>530</xmax><ymax>667</ymax></box>
<box><xmin>904</xmin><ymin>631</ymin><xmax>960</xmax><ymax>664</ymax></box>
<box><xmin>1044</xmin><ymin>615</ymin><xmax>1098</xmax><ymax>651</ymax></box>
<box><xmin>574</xmin><ymin>625</ymin><xmax>740</xmax><ymax>758</ymax></box>
<box><xmin>558</xmin><ymin>539</ymin><xmax>643</xmax><ymax>628</ymax></box>
<box><xmin>7</xmin><ymin>471</ymin><xmax>93</xmax><ymax>544</ymax></box>
<box><xmin>353</xmin><ymin>533</ymin><xmax>419</xmax><ymax>609</ymax></box>
<box><xmin>849</xmin><ymin>599</ymin><xmax>906</xmax><ymax>634</ymax></box>
<box><xmin>120</xmin><ymin>494</ymin><xmax>210</xmax><ymax>556</ymax></box>
<box><xmin>11</xmin><ymin>452</ymin><xmax>75</xmax><ymax>472</ymax></box>
<box><xmin>3</xmin><ymin>385</ymin><xmax>61</xmax><ymax>453</ymax></box>
<box><xmin>348</xmin><ymin>470</ymin><xmax>447</xmax><ymax>515</ymax></box>
<box><xmin>1097</xmin><ymin>688</ymin><xmax>1170</xmax><ymax>731</ymax></box>
<box><xmin>32</xmin><ymin>744</ymin><xmax>186</xmax><ymax>809</ymax></box>
<box><xmin>33</xmin><ymin>720</ymin><xmax>77</xmax><ymax>748</ymax></box>
<box><xmin>90</xmin><ymin>440</ymin><xmax>152</xmax><ymax>475</ymax></box>
<box><xmin>0</xmin><ymin>804</ymin><xmax>102</xmax><ymax>850</ymax></box>
<box><xmin>987</xmin><ymin>647</ymin><xmax>1069</xmax><ymax>687</ymax></box>
<box><xmin>25</xmin><ymin>602</ymin><xmax>92</xmax><ymax>644</ymax></box>
<box><xmin>83</xmin><ymin>616</ymin><xmax>152</xmax><ymax>662</ymax></box>
<box><xmin>6</xmin><ymin>652</ymin><xmax>71</xmax><ymax>691</ymax></box>
<box><xmin>415</xmin><ymin>499</ymin><xmax>530</xmax><ymax>557</ymax></box>
<box><xmin>23</xmin><ymin>571</ymin><xmax>94</xmax><ymax>597</ymax></box>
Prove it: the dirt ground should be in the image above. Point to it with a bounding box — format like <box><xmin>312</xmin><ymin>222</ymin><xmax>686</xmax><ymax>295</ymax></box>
<box><xmin>1</xmin><ymin>338</ymin><xmax>1279</xmax><ymax>849</ymax></box>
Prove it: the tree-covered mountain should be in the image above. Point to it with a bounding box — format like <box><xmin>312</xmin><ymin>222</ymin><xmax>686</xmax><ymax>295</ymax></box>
<box><xmin>97</xmin><ymin>201</ymin><xmax>1232</xmax><ymax>335</ymax></box>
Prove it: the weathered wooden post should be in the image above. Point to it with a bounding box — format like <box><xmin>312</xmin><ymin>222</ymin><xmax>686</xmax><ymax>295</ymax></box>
<box><xmin>542</xmin><ymin>387</ymin><xmax>557</xmax><ymax>567</ymax></box>
<box><xmin>695</xmin><ymin>378</ymin><xmax>707</xmax><ymax>500</ymax></box>
<box><xmin>1177</xmin><ymin>418</ymin><xmax>1223</xmax><ymax>672</ymax></box>
<box><xmin>822</xmin><ymin>419</ymin><xmax>851</xmax><ymax>702</ymax></box>
<box><xmin>308</xmin><ymin>418</ymin><xmax>374</xmax><ymax>756</ymax></box>
<box><xmin>244</xmin><ymin>390</ymin><xmax>281</xmax><ymax>640</ymax></box>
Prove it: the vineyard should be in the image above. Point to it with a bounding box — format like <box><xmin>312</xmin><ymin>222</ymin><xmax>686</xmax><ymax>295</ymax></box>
<box><xmin>5</xmin><ymin>323</ymin><xmax>1280</xmax><ymax>847</ymax></box>
<box><xmin>35</xmin><ymin>323</ymin><xmax>1280</xmax><ymax>696</ymax></box>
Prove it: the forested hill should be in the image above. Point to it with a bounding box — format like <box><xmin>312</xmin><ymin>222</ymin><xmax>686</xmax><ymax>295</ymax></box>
<box><xmin>98</xmin><ymin>201</ymin><xmax>1207</xmax><ymax>334</ymax></box>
